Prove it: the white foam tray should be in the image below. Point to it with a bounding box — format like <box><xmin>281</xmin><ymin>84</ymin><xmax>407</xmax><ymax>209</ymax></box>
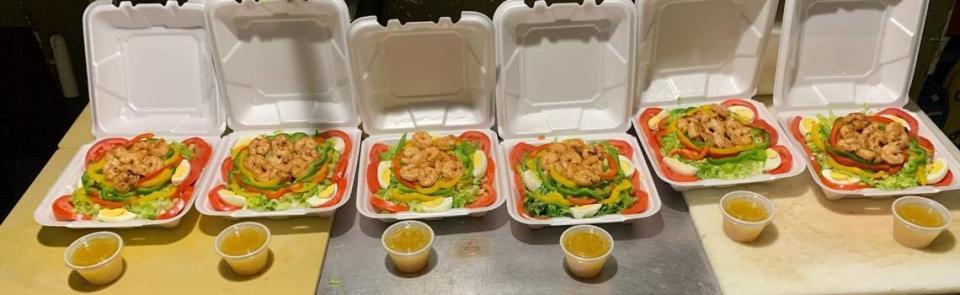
<box><xmin>194</xmin><ymin>128</ymin><xmax>360</xmax><ymax>218</ymax></box>
<box><xmin>633</xmin><ymin>99</ymin><xmax>807</xmax><ymax>191</ymax></box>
<box><xmin>500</xmin><ymin>133</ymin><xmax>662</xmax><ymax>228</ymax></box>
<box><xmin>36</xmin><ymin>136</ymin><xmax>219</xmax><ymax>229</ymax></box>
<box><xmin>355</xmin><ymin>129</ymin><xmax>507</xmax><ymax>221</ymax></box>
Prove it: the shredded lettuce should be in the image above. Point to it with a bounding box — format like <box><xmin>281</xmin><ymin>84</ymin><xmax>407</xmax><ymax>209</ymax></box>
<box><xmin>861</xmin><ymin>139</ymin><xmax>927</xmax><ymax>189</ymax></box>
<box><xmin>690</xmin><ymin>157</ymin><xmax>764</xmax><ymax>179</ymax></box>
<box><xmin>126</xmin><ymin>198</ymin><xmax>173</xmax><ymax>219</ymax></box>
<box><xmin>659</xmin><ymin>133</ymin><xmax>681</xmax><ymax>156</ymax></box>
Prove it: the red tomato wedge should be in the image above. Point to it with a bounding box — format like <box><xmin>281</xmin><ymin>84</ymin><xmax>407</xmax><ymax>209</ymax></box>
<box><xmin>918</xmin><ymin>136</ymin><xmax>935</xmax><ymax>157</ymax></box>
<box><xmin>221</xmin><ymin>157</ymin><xmax>233</xmax><ymax>182</ymax></box>
<box><xmin>508</xmin><ymin>143</ymin><xmax>540</xmax><ymax>219</ymax></box>
<box><xmin>207</xmin><ymin>184</ymin><xmax>240</xmax><ymax>212</ymax></box>
<box><xmin>314</xmin><ymin>178</ymin><xmax>347</xmax><ymax>208</ymax></box>
<box><xmin>320</xmin><ymin>130</ymin><xmax>352</xmax><ymax>180</ymax></box>
<box><xmin>52</xmin><ymin>195</ymin><xmax>91</xmax><ymax>221</ymax></box>
<box><xmin>371</xmin><ymin>197</ymin><xmax>408</xmax><ymax>213</ymax></box>
<box><xmin>934</xmin><ymin>171</ymin><xmax>955</xmax><ymax>187</ymax></box>
<box><xmin>178</xmin><ymin>137</ymin><xmax>212</xmax><ymax>191</ymax></box>
<box><xmin>155</xmin><ymin>188</ymin><xmax>187</xmax><ymax>220</ymax></box>
<box><xmin>721</xmin><ymin>99</ymin><xmax>758</xmax><ymax>123</ymax></box>
<box><xmin>876</xmin><ymin>108</ymin><xmax>919</xmax><ymax>135</ymax></box>
<box><xmin>637</xmin><ymin>107</ymin><xmax>664</xmax><ymax>155</ymax></box>
<box><xmin>621</xmin><ymin>173</ymin><xmax>649</xmax><ymax>214</ymax></box>
<box><xmin>608</xmin><ymin>140</ymin><xmax>634</xmax><ymax>159</ymax></box>
<box><xmin>767</xmin><ymin>145</ymin><xmax>793</xmax><ymax>175</ymax></box>
<box><xmin>466</xmin><ymin>155</ymin><xmax>497</xmax><ymax>209</ymax></box>
<box><xmin>459</xmin><ymin>131</ymin><xmax>492</xmax><ymax>154</ymax></box>
<box><xmin>659</xmin><ymin>159</ymin><xmax>699</xmax><ymax>182</ymax></box>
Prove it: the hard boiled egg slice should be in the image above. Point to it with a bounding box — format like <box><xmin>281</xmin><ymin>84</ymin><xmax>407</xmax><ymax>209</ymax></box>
<box><xmin>421</xmin><ymin>197</ymin><xmax>453</xmax><ymax>213</ymax></box>
<box><xmin>472</xmin><ymin>150</ymin><xmax>488</xmax><ymax>178</ymax></box>
<box><xmin>377</xmin><ymin>161</ymin><xmax>392</xmax><ymax>189</ymax></box>
<box><xmin>798</xmin><ymin>117</ymin><xmax>820</xmax><ymax>136</ymax></box>
<box><xmin>522</xmin><ymin>170</ymin><xmax>542</xmax><ymax>191</ymax></box>
<box><xmin>171</xmin><ymin>159</ymin><xmax>191</xmax><ymax>185</ymax></box>
<box><xmin>96</xmin><ymin>208</ymin><xmax>136</xmax><ymax>222</ymax></box>
<box><xmin>327</xmin><ymin>136</ymin><xmax>346</xmax><ymax>153</ymax></box>
<box><xmin>762</xmin><ymin>148</ymin><xmax>782</xmax><ymax>172</ymax></box>
<box><xmin>664</xmin><ymin>157</ymin><xmax>698</xmax><ymax>176</ymax></box>
<box><xmin>821</xmin><ymin>169</ymin><xmax>860</xmax><ymax>185</ymax></box>
<box><xmin>307</xmin><ymin>184</ymin><xmax>338</xmax><ymax>207</ymax></box>
<box><xmin>218</xmin><ymin>189</ymin><xmax>247</xmax><ymax>208</ymax></box>
<box><xmin>728</xmin><ymin>105</ymin><xmax>756</xmax><ymax>124</ymax></box>
<box><xmin>926</xmin><ymin>158</ymin><xmax>949</xmax><ymax>184</ymax></box>
<box><xmin>617</xmin><ymin>155</ymin><xmax>635</xmax><ymax>178</ymax></box>
<box><xmin>570</xmin><ymin>204</ymin><xmax>602</xmax><ymax>219</ymax></box>
<box><xmin>647</xmin><ymin>109</ymin><xmax>669</xmax><ymax>130</ymax></box>
<box><xmin>880</xmin><ymin>115</ymin><xmax>911</xmax><ymax>132</ymax></box>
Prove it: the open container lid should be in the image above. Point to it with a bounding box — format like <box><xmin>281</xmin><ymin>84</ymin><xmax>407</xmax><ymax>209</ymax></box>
<box><xmin>494</xmin><ymin>0</ymin><xmax>636</xmax><ymax>139</ymax></box>
<box><xmin>85</xmin><ymin>0</ymin><xmax>224</xmax><ymax>138</ymax></box>
<box><xmin>634</xmin><ymin>0</ymin><xmax>778</xmax><ymax>107</ymax></box>
<box><xmin>773</xmin><ymin>0</ymin><xmax>928</xmax><ymax>111</ymax></box>
<box><xmin>205</xmin><ymin>0</ymin><xmax>357</xmax><ymax>130</ymax></box>
<box><xmin>348</xmin><ymin>13</ymin><xmax>496</xmax><ymax>135</ymax></box>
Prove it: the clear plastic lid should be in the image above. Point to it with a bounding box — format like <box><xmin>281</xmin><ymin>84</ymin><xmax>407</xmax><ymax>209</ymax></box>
<box><xmin>348</xmin><ymin>13</ymin><xmax>496</xmax><ymax>135</ymax></box>
<box><xmin>205</xmin><ymin>0</ymin><xmax>358</xmax><ymax>130</ymax></box>
<box><xmin>494</xmin><ymin>0</ymin><xmax>637</xmax><ymax>139</ymax></box>
<box><xmin>773</xmin><ymin>0</ymin><xmax>927</xmax><ymax>111</ymax></box>
<box><xmin>634</xmin><ymin>0</ymin><xmax>778</xmax><ymax>107</ymax></box>
<box><xmin>85</xmin><ymin>0</ymin><xmax>225</xmax><ymax>138</ymax></box>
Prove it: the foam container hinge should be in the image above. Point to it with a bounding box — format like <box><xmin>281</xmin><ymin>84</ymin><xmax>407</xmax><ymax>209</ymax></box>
<box><xmin>35</xmin><ymin>0</ymin><xmax>225</xmax><ymax>229</ymax></box>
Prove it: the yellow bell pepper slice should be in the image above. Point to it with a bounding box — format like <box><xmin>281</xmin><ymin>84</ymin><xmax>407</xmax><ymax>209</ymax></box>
<box><xmin>415</xmin><ymin>170</ymin><xmax>462</xmax><ymax>194</ymax></box>
<box><xmin>388</xmin><ymin>189</ymin><xmax>440</xmax><ymax>203</ymax></box>
<box><xmin>533</xmin><ymin>191</ymin><xmax>571</xmax><ymax>207</ymax></box>
<box><xmin>808</xmin><ymin>123</ymin><xmax>827</xmax><ymax>151</ymax></box>
<box><xmin>825</xmin><ymin>156</ymin><xmax>886</xmax><ymax>178</ymax></box>
<box><xmin>602</xmin><ymin>180</ymin><xmax>632</xmax><ymax>205</ymax></box>
<box><xmin>228</xmin><ymin>183</ymin><xmax>263</xmax><ymax>198</ymax></box>
<box><xmin>918</xmin><ymin>163</ymin><xmax>928</xmax><ymax>185</ymax></box>
<box><xmin>133</xmin><ymin>186</ymin><xmax>177</xmax><ymax>205</ymax></box>
<box><xmin>549</xmin><ymin>167</ymin><xmax>578</xmax><ymax>188</ymax></box>
<box><xmin>85</xmin><ymin>158</ymin><xmax>108</xmax><ymax>184</ymax></box>
<box><xmin>139</xmin><ymin>168</ymin><xmax>173</xmax><ymax>188</ymax></box>
<box><xmin>163</xmin><ymin>147</ymin><xmax>181</xmax><ymax>167</ymax></box>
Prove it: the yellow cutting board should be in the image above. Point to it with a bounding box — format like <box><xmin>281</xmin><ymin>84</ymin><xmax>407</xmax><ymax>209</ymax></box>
<box><xmin>0</xmin><ymin>112</ymin><xmax>333</xmax><ymax>293</ymax></box>
<box><xmin>685</xmin><ymin>174</ymin><xmax>960</xmax><ymax>294</ymax></box>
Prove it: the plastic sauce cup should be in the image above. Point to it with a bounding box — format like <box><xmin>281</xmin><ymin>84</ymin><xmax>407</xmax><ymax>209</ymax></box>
<box><xmin>381</xmin><ymin>220</ymin><xmax>434</xmax><ymax>273</ymax></box>
<box><xmin>560</xmin><ymin>225</ymin><xmax>614</xmax><ymax>279</ymax></box>
<box><xmin>215</xmin><ymin>222</ymin><xmax>271</xmax><ymax>276</ymax></box>
<box><xmin>892</xmin><ymin>196</ymin><xmax>952</xmax><ymax>249</ymax></box>
<box><xmin>64</xmin><ymin>231</ymin><xmax>124</xmax><ymax>285</ymax></box>
<box><xmin>720</xmin><ymin>191</ymin><xmax>776</xmax><ymax>243</ymax></box>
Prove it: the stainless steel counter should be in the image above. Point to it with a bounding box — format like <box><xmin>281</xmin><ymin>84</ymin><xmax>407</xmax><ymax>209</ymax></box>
<box><xmin>317</xmin><ymin>168</ymin><xmax>721</xmax><ymax>294</ymax></box>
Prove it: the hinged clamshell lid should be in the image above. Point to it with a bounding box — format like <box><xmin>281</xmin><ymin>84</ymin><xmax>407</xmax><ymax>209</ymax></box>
<box><xmin>206</xmin><ymin>0</ymin><xmax>357</xmax><ymax>130</ymax></box>
<box><xmin>84</xmin><ymin>0</ymin><xmax>225</xmax><ymax>138</ymax></box>
<box><xmin>773</xmin><ymin>0</ymin><xmax>927</xmax><ymax>111</ymax></box>
<box><xmin>635</xmin><ymin>0</ymin><xmax>778</xmax><ymax>107</ymax></box>
<box><xmin>495</xmin><ymin>0</ymin><xmax>637</xmax><ymax>139</ymax></box>
<box><xmin>348</xmin><ymin>13</ymin><xmax>496</xmax><ymax>135</ymax></box>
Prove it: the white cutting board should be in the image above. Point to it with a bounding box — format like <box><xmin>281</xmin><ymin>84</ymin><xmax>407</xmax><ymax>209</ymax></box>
<box><xmin>684</xmin><ymin>103</ymin><xmax>960</xmax><ymax>294</ymax></box>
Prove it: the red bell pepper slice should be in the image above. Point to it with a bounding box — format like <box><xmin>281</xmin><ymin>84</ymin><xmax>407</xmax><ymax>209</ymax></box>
<box><xmin>767</xmin><ymin>145</ymin><xmax>793</xmax><ymax>175</ymax></box>
<box><xmin>123</xmin><ymin>133</ymin><xmax>155</xmax><ymax>148</ymax></box>
<box><xmin>566</xmin><ymin>196</ymin><xmax>598</xmax><ymax>206</ymax></box>
<box><xmin>84</xmin><ymin>138</ymin><xmax>128</xmax><ymax>165</ymax></box>
<box><xmin>721</xmin><ymin>98</ymin><xmax>759</xmax><ymax>123</ymax></box>
<box><xmin>608</xmin><ymin>140</ymin><xmax>634</xmax><ymax>159</ymax></box>
<box><xmin>668</xmin><ymin>147</ymin><xmax>707</xmax><ymax>161</ymax></box>
<box><xmin>207</xmin><ymin>184</ymin><xmax>240</xmax><ymax>212</ymax></box>
<box><xmin>752</xmin><ymin>119</ymin><xmax>779</xmax><ymax>146</ymax></box>
<box><xmin>221</xmin><ymin>157</ymin><xmax>233</xmax><ymax>183</ymax></box>
<box><xmin>599</xmin><ymin>151</ymin><xmax>619</xmax><ymax>180</ymax></box>
<box><xmin>459</xmin><ymin>131</ymin><xmax>492</xmax><ymax>154</ymax></box>
<box><xmin>89</xmin><ymin>191</ymin><xmax>125</xmax><ymax>209</ymax></box>
<box><xmin>876</xmin><ymin>108</ymin><xmax>919</xmax><ymax>135</ymax></box>
<box><xmin>320</xmin><ymin>130</ymin><xmax>352</xmax><ymax>180</ymax></box>
<box><xmin>52</xmin><ymin>195</ymin><xmax>92</xmax><ymax>221</ymax></box>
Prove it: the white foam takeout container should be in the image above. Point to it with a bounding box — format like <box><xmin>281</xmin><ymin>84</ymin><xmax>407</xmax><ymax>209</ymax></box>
<box><xmin>35</xmin><ymin>0</ymin><xmax>226</xmax><ymax>228</ymax></box>
<box><xmin>630</xmin><ymin>0</ymin><xmax>803</xmax><ymax>191</ymax></box>
<box><xmin>773</xmin><ymin>0</ymin><xmax>960</xmax><ymax>199</ymax></box>
<box><xmin>350</xmin><ymin>13</ymin><xmax>506</xmax><ymax>222</ymax></box>
<box><xmin>494</xmin><ymin>0</ymin><xmax>661</xmax><ymax>227</ymax></box>
<box><xmin>194</xmin><ymin>0</ymin><xmax>361</xmax><ymax>218</ymax></box>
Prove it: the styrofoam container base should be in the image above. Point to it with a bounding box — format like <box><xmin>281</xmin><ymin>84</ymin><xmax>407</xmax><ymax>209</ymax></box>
<box><xmin>633</xmin><ymin>99</ymin><xmax>807</xmax><ymax>191</ymax></box>
<box><xmin>500</xmin><ymin>133</ymin><xmax>662</xmax><ymax>228</ymax></box>
<box><xmin>194</xmin><ymin>128</ymin><xmax>361</xmax><ymax>219</ymax></box>
<box><xmin>778</xmin><ymin>107</ymin><xmax>960</xmax><ymax>199</ymax></box>
<box><xmin>34</xmin><ymin>136</ymin><xmax>219</xmax><ymax>229</ymax></box>
<box><xmin>356</xmin><ymin>129</ymin><xmax>506</xmax><ymax>222</ymax></box>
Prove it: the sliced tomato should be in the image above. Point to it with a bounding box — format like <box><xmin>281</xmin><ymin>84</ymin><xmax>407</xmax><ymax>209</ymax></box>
<box><xmin>753</xmin><ymin>119</ymin><xmax>779</xmax><ymax>146</ymax></box>
<box><xmin>567</xmin><ymin>196</ymin><xmax>597</xmax><ymax>206</ymax></box>
<box><xmin>508</xmin><ymin>143</ymin><xmax>538</xmax><ymax>218</ymax></box>
<box><xmin>179</xmin><ymin>137</ymin><xmax>212</xmax><ymax>190</ymax></box>
<box><xmin>52</xmin><ymin>195</ymin><xmax>90</xmax><ymax>221</ymax></box>
<box><xmin>370</xmin><ymin>197</ymin><xmax>408</xmax><ymax>213</ymax></box>
<box><xmin>608</xmin><ymin>140</ymin><xmax>634</xmax><ymax>159</ymax></box>
<box><xmin>367</xmin><ymin>143</ymin><xmax>390</xmax><ymax>192</ymax></box>
<box><xmin>369</xmin><ymin>143</ymin><xmax>389</xmax><ymax>163</ymax></box>
<box><xmin>315</xmin><ymin>178</ymin><xmax>347</xmax><ymax>208</ymax></box>
<box><xmin>767</xmin><ymin>145</ymin><xmax>793</xmax><ymax>175</ymax></box>
<box><xmin>467</xmin><ymin>155</ymin><xmax>497</xmax><ymax>209</ymax></box>
<box><xmin>818</xmin><ymin>175</ymin><xmax>872</xmax><ymax>190</ymax></box>
<box><xmin>89</xmin><ymin>191</ymin><xmax>124</xmax><ymax>209</ymax></box>
<box><xmin>459</xmin><ymin>131</ymin><xmax>492</xmax><ymax>154</ymax></box>
<box><xmin>658</xmin><ymin>157</ymin><xmax>699</xmax><ymax>182</ymax></box>
<box><xmin>789</xmin><ymin>116</ymin><xmax>813</xmax><ymax>155</ymax></box>
<box><xmin>221</xmin><ymin>157</ymin><xmax>233</xmax><ymax>182</ymax></box>
<box><xmin>155</xmin><ymin>196</ymin><xmax>186</xmax><ymax>220</ymax></box>
<box><xmin>669</xmin><ymin>147</ymin><xmax>707</xmax><ymax>160</ymax></box>
<box><xmin>637</xmin><ymin>107</ymin><xmax>664</xmax><ymax>153</ymax></box>
<box><xmin>207</xmin><ymin>184</ymin><xmax>240</xmax><ymax>212</ymax></box>
<box><xmin>320</xmin><ymin>130</ymin><xmax>353</xmax><ymax>180</ymax></box>
<box><xmin>621</xmin><ymin>173</ymin><xmax>648</xmax><ymax>214</ymax></box>
<box><xmin>721</xmin><ymin>99</ymin><xmax>759</xmax><ymax>123</ymax></box>
<box><xmin>84</xmin><ymin>138</ymin><xmax>128</xmax><ymax>165</ymax></box>
<box><xmin>918</xmin><ymin>136</ymin><xmax>934</xmax><ymax>157</ymax></box>
<box><xmin>933</xmin><ymin>171</ymin><xmax>954</xmax><ymax>187</ymax></box>
<box><xmin>876</xmin><ymin>108</ymin><xmax>919</xmax><ymax>135</ymax></box>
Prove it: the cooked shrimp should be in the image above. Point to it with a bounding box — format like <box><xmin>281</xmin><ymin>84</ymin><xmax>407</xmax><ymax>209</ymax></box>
<box><xmin>880</xmin><ymin>144</ymin><xmax>906</xmax><ymax>164</ymax></box>
<box><xmin>412</xmin><ymin>131</ymin><xmax>433</xmax><ymax>149</ymax></box>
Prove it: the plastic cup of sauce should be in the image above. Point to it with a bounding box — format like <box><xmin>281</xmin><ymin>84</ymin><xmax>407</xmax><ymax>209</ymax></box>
<box><xmin>382</xmin><ymin>220</ymin><xmax>434</xmax><ymax>273</ymax></box>
<box><xmin>720</xmin><ymin>191</ymin><xmax>775</xmax><ymax>243</ymax></box>
<box><xmin>560</xmin><ymin>225</ymin><xmax>614</xmax><ymax>279</ymax></box>
<box><xmin>215</xmin><ymin>222</ymin><xmax>271</xmax><ymax>275</ymax></box>
<box><xmin>892</xmin><ymin>196</ymin><xmax>952</xmax><ymax>249</ymax></box>
<box><xmin>64</xmin><ymin>231</ymin><xmax>124</xmax><ymax>285</ymax></box>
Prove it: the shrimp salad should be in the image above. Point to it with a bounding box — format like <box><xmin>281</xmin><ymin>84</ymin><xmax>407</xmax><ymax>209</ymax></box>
<box><xmin>52</xmin><ymin>134</ymin><xmax>212</xmax><ymax>222</ymax></box>
<box><xmin>508</xmin><ymin>139</ymin><xmax>649</xmax><ymax>219</ymax></box>
<box><xmin>637</xmin><ymin>99</ymin><xmax>794</xmax><ymax>182</ymax></box>
<box><xmin>789</xmin><ymin>108</ymin><xmax>953</xmax><ymax>190</ymax></box>
<box><xmin>365</xmin><ymin>131</ymin><xmax>496</xmax><ymax>213</ymax></box>
<box><xmin>207</xmin><ymin>131</ymin><xmax>352</xmax><ymax>212</ymax></box>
